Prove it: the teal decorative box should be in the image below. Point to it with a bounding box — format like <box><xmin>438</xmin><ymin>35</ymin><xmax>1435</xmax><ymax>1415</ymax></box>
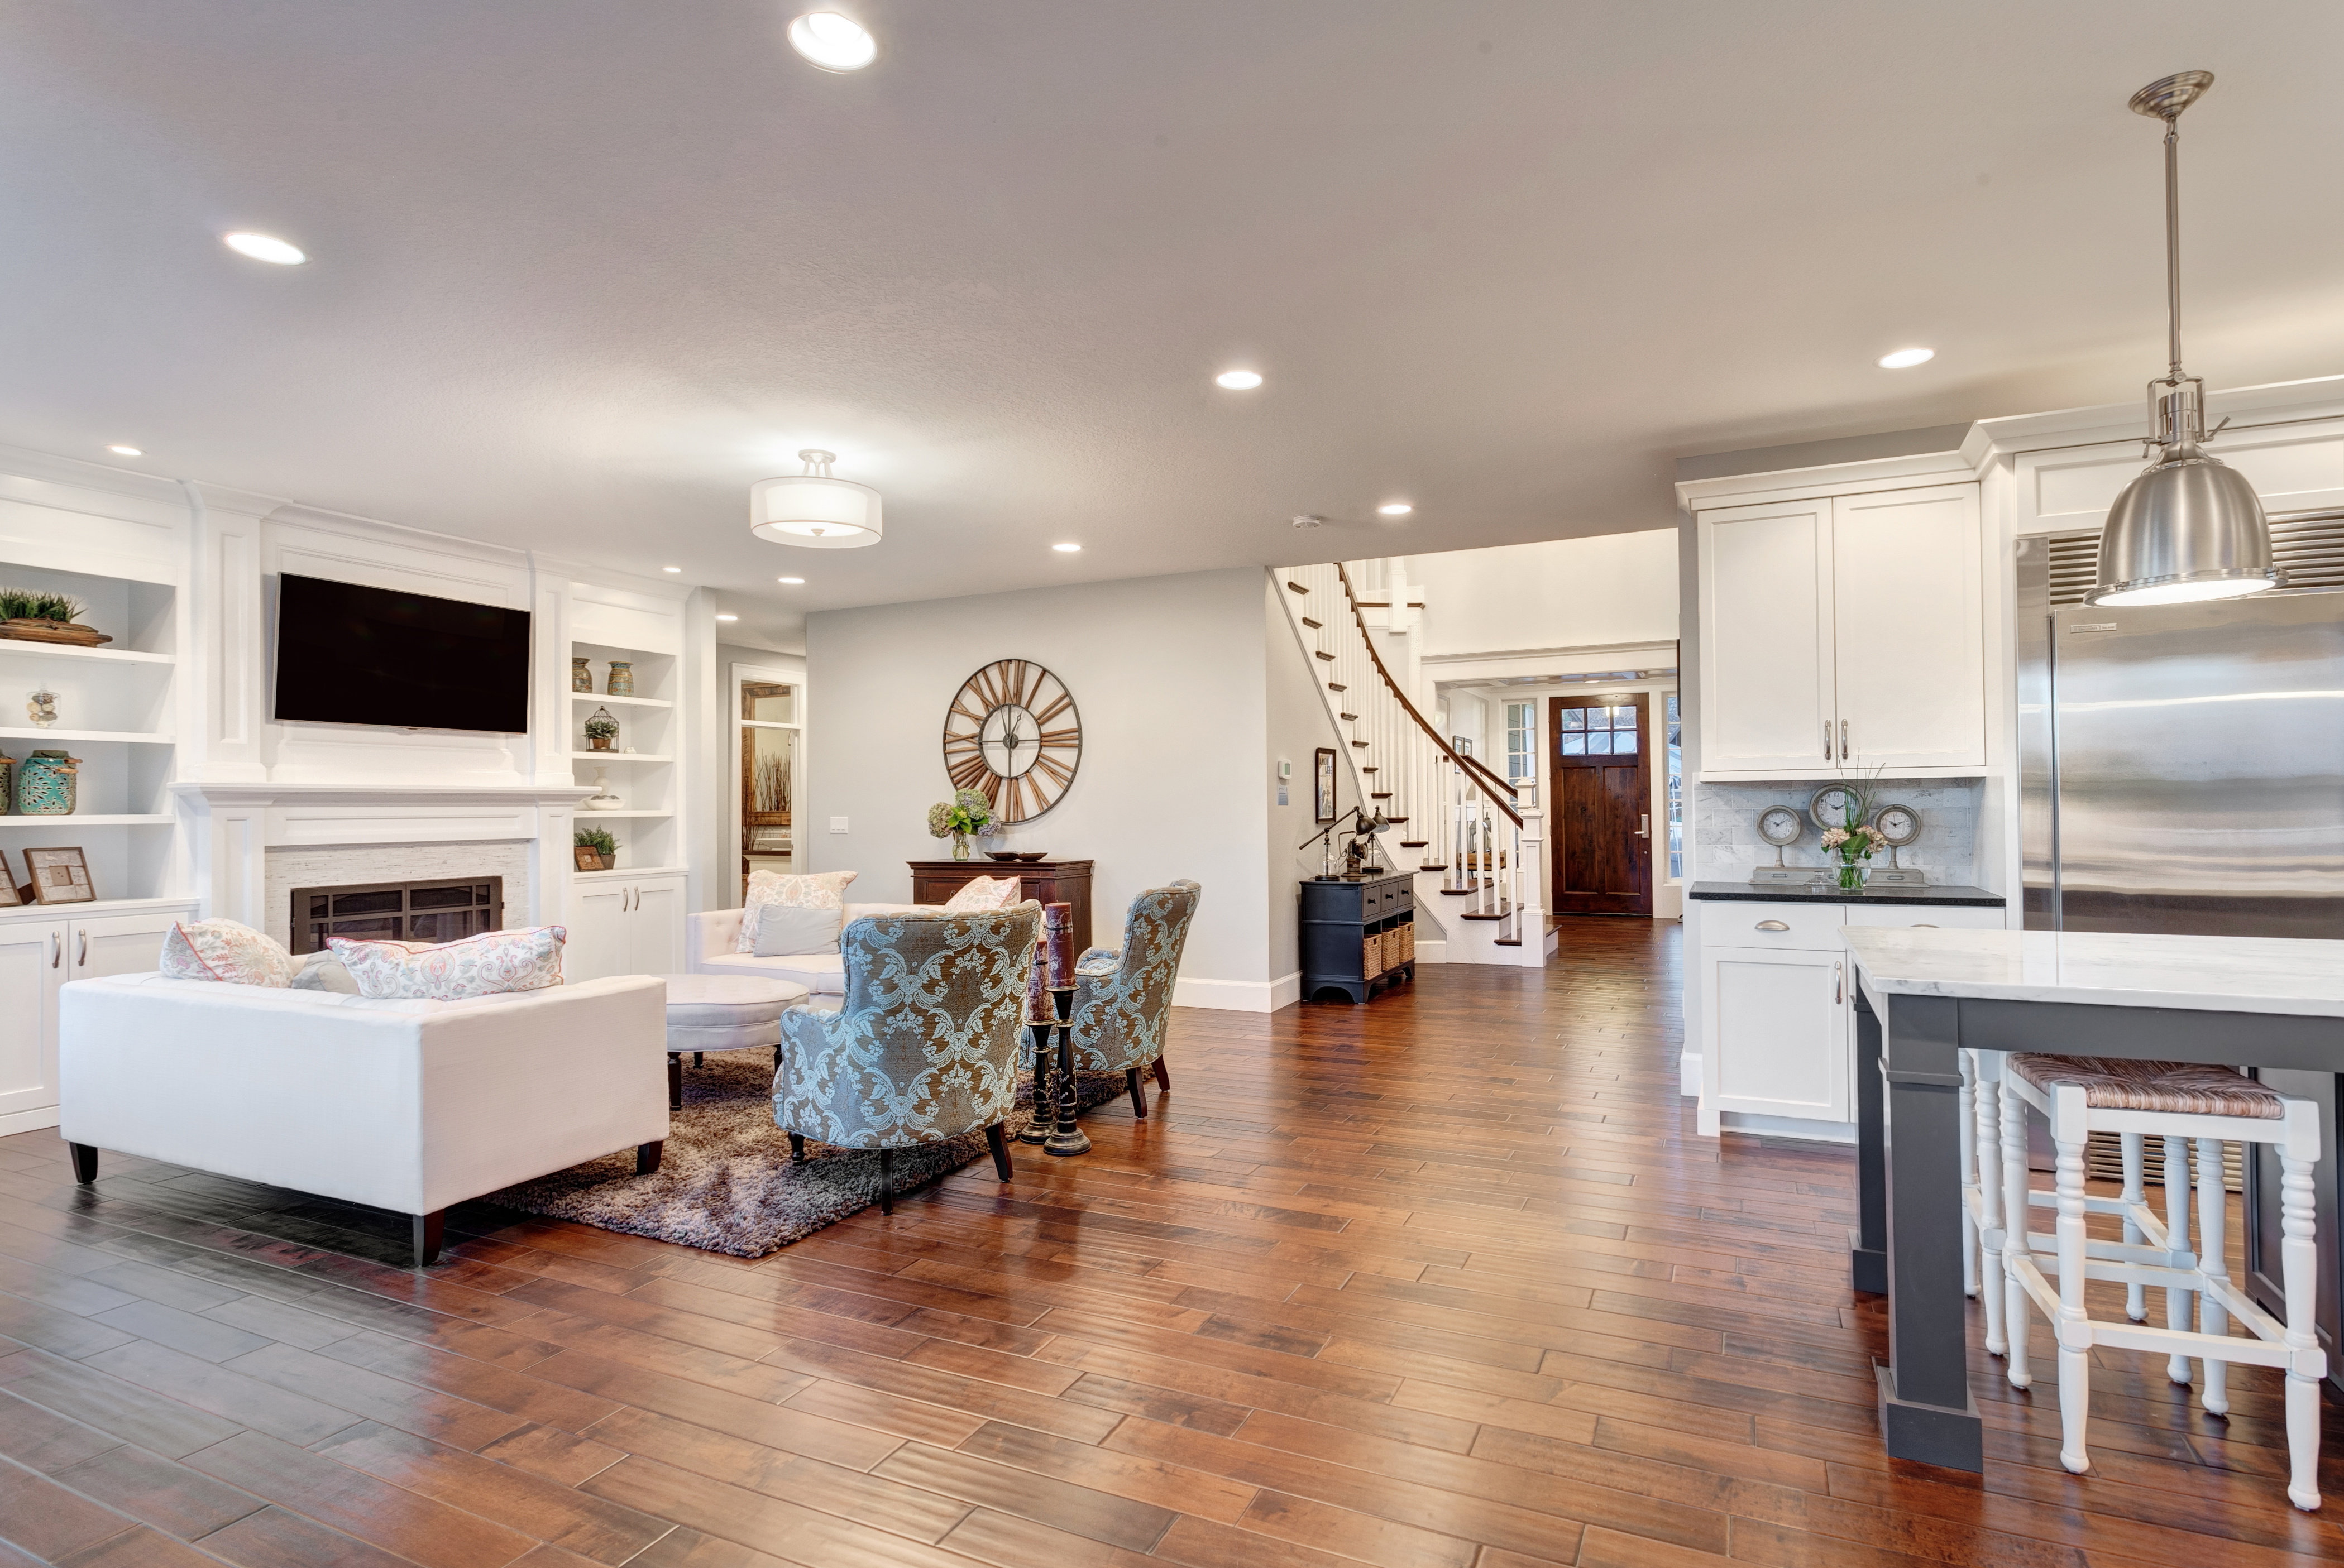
<box><xmin>15</xmin><ymin>751</ymin><xmax>78</xmax><ymax>815</ymax></box>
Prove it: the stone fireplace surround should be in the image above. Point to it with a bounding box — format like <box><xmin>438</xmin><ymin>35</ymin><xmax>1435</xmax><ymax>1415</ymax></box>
<box><xmin>173</xmin><ymin>782</ymin><xmax>594</xmax><ymax>947</ymax></box>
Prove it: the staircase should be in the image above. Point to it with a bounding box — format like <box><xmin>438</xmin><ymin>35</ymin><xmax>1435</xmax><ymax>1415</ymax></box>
<box><xmin>1274</xmin><ymin>562</ymin><xmax>1547</xmax><ymax>967</ymax></box>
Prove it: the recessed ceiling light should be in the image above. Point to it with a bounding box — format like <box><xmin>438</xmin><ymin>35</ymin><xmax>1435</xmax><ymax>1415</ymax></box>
<box><xmin>715</xmin><ymin>613</ymin><xmax>739</xmax><ymax>621</ymax></box>
<box><xmin>1052</xmin><ymin>543</ymin><xmax>1082</xmax><ymax>553</ymax></box>
<box><xmin>777</xmin><ymin>576</ymin><xmax>806</xmax><ymax>584</ymax></box>
<box><xmin>1877</xmin><ymin>347</ymin><xmax>1935</xmax><ymax>369</ymax></box>
<box><xmin>1214</xmin><ymin>370</ymin><xmax>1264</xmax><ymax>390</ymax></box>
<box><xmin>107</xmin><ymin>444</ymin><xmax>142</xmax><ymax>457</ymax></box>
<box><xmin>1377</xmin><ymin>501</ymin><xmax>1413</xmax><ymax>516</ymax></box>
<box><xmin>787</xmin><ymin>11</ymin><xmax>877</xmax><ymax>70</ymax></box>
<box><xmin>223</xmin><ymin>232</ymin><xmax>305</xmax><ymax>265</ymax></box>
<box><xmin>662</xmin><ymin>565</ymin><xmax>681</xmax><ymax>573</ymax></box>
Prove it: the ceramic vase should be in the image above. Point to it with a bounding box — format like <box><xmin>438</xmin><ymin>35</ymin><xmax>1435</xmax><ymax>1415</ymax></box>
<box><xmin>571</xmin><ymin>657</ymin><xmax>592</xmax><ymax>693</ymax></box>
<box><xmin>606</xmin><ymin>661</ymin><xmax>633</xmax><ymax>697</ymax></box>
<box><xmin>16</xmin><ymin>751</ymin><xmax>78</xmax><ymax>815</ymax></box>
<box><xmin>582</xmin><ymin>768</ymin><xmax>624</xmax><ymax>811</ymax></box>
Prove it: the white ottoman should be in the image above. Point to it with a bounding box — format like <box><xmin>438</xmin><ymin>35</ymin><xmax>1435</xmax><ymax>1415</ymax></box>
<box><xmin>661</xmin><ymin>974</ymin><xmax>810</xmax><ymax>1109</ymax></box>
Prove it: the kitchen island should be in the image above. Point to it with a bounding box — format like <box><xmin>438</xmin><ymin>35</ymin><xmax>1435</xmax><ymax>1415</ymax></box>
<box><xmin>1844</xmin><ymin>925</ymin><xmax>2344</xmax><ymax>1471</ymax></box>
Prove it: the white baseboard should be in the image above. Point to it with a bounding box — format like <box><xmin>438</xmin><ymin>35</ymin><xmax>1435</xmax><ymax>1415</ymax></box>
<box><xmin>1412</xmin><ymin>940</ymin><xmax>1448</xmax><ymax>963</ymax></box>
<box><xmin>0</xmin><ymin>1106</ymin><xmax>61</xmax><ymax>1137</ymax></box>
<box><xmin>1174</xmin><ymin>972</ymin><xmax>1300</xmax><ymax>1013</ymax></box>
<box><xmin>1720</xmin><ymin>1111</ymin><xmax>1856</xmax><ymax>1145</ymax></box>
<box><xmin>1678</xmin><ymin>1051</ymin><xmax>1701</xmax><ymax>1097</ymax></box>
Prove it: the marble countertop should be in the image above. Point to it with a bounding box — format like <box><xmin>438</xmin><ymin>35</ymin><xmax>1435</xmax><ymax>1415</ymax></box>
<box><xmin>1843</xmin><ymin>927</ymin><xmax>2344</xmax><ymax>1016</ymax></box>
<box><xmin>1687</xmin><ymin>881</ymin><xmax>2002</xmax><ymax>908</ymax></box>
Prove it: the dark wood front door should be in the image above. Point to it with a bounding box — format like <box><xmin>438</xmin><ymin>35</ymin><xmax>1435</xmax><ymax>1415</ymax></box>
<box><xmin>1550</xmin><ymin>695</ymin><xmax>1652</xmax><ymax>916</ymax></box>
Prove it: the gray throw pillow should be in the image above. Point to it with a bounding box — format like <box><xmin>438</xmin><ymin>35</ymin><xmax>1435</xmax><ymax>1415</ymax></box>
<box><xmin>752</xmin><ymin>903</ymin><xmax>843</xmax><ymax>958</ymax></box>
<box><xmin>290</xmin><ymin>953</ymin><xmax>362</xmax><ymax>993</ymax></box>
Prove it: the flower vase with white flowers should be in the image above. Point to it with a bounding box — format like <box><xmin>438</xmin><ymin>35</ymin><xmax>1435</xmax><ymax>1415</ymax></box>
<box><xmin>1818</xmin><ymin>765</ymin><xmax>1888</xmax><ymax>890</ymax></box>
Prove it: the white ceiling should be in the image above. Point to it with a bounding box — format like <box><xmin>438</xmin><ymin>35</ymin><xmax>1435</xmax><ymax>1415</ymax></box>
<box><xmin>7</xmin><ymin>2</ymin><xmax>2344</xmax><ymax>648</ymax></box>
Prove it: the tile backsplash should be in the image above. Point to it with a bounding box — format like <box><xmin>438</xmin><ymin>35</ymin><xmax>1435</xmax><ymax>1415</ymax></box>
<box><xmin>1692</xmin><ymin>778</ymin><xmax>1980</xmax><ymax>886</ymax></box>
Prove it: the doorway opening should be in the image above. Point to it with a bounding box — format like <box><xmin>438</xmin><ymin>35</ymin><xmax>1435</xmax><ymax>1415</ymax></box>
<box><xmin>1549</xmin><ymin>694</ymin><xmax>1652</xmax><ymax>916</ymax></box>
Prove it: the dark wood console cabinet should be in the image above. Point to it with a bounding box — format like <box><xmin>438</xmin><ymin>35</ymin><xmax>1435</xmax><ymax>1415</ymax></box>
<box><xmin>1300</xmin><ymin>873</ymin><xmax>1415</xmax><ymax>1004</ymax></box>
<box><xmin>909</xmin><ymin>859</ymin><xmax>1094</xmax><ymax>952</ymax></box>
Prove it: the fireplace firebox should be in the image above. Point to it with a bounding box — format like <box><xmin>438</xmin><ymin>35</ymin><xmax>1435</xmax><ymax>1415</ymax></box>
<box><xmin>289</xmin><ymin>877</ymin><xmax>505</xmax><ymax>955</ymax></box>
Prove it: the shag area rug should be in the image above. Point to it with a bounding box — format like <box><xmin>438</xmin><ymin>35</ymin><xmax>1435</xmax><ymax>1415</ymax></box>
<box><xmin>485</xmin><ymin>1049</ymin><xmax>1123</xmax><ymax>1257</ymax></box>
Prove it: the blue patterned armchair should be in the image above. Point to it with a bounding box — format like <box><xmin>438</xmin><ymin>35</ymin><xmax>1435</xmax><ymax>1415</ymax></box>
<box><xmin>1070</xmin><ymin>880</ymin><xmax>1199</xmax><ymax>1119</ymax></box>
<box><xmin>775</xmin><ymin>903</ymin><xmax>1040</xmax><ymax>1213</ymax></box>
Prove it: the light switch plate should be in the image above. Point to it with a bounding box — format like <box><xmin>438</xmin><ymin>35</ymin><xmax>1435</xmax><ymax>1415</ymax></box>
<box><xmin>829</xmin><ymin>817</ymin><xmax>849</xmax><ymax>833</ymax></box>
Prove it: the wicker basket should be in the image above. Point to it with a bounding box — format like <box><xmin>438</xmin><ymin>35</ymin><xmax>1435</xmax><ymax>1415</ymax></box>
<box><xmin>1362</xmin><ymin>936</ymin><xmax>1384</xmax><ymax>980</ymax></box>
<box><xmin>1381</xmin><ymin>927</ymin><xmax>1405</xmax><ymax>971</ymax></box>
<box><xmin>1398</xmin><ymin>922</ymin><xmax>1415</xmax><ymax>965</ymax></box>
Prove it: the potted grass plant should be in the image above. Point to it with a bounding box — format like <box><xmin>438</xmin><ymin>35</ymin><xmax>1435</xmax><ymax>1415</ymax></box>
<box><xmin>574</xmin><ymin>824</ymin><xmax>618</xmax><ymax>872</ymax></box>
<box><xmin>0</xmin><ymin>589</ymin><xmax>110</xmax><ymax>646</ymax></box>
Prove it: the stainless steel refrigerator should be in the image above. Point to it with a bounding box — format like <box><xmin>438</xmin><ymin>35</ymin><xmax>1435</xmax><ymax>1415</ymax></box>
<box><xmin>2017</xmin><ymin>534</ymin><xmax>2344</xmax><ymax>1378</ymax></box>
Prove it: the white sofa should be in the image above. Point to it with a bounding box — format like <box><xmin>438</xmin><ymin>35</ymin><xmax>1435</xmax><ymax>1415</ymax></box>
<box><xmin>59</xmin><ymin>971</ymin><xmax>668</xmax><ymax>1268</ymax></box>
<box><xmin>687</xmin><ymin>903</ymin><xmax>922</xmax><ymax>995</ymax></box>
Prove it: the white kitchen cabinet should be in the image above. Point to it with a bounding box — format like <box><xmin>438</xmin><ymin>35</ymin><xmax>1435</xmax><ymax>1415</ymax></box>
<box><xmin>1697</xmin><ymin>898</ymin><xmax>2007</xmax><ymax>1135</ymax></box>
<box><xmin>0</xmin><ymin>901</ymin><xmax>197</xmax><ymax>1133</ymax></box>
<box><xmin>1704</xmin><ymin>944</ymin><xmax>1849</xmax><ymax>1122</ymax></box>
<box><xmin>563</xmin><ymin>870</ymin><xmax>686</xmax><ymax>981</ymax></box>
<box><xmin>1697</xmin><ymin>483</ymin><xmax>1984</xmax><ymax>778</ymax></box>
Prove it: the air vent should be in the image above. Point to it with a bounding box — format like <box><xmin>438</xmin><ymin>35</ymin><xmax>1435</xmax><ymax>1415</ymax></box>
<box><xmin>2045</xmin><ymin>512</ymin><xmax>2344</xmax><ymax>605</ymax></box>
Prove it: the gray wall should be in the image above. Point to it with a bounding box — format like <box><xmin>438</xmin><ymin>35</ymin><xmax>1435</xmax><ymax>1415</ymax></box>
<box><xmin>806</xmin><ymin>567</ymin><xmax>1286</xmax><ymax>1003</ymax></box>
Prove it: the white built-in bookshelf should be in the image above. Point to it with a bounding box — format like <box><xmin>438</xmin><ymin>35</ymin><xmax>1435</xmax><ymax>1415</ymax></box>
<box><xmin>570</xmin><ymin>639</ymin><xmax>681</xmax><ymax>874</ymax></box>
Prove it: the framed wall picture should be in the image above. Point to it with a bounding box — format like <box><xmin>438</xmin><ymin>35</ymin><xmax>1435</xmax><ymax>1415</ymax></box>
<box><xmin>24</xmin><ymin>847</ymin><xmax>94</xmax><ymax>905</ymax></box>
<box><xmin>1314</xmin><ymin>747</ymin><xmax>1338</xmax><ymax>823</ymax></box>
<box><xmin>573</xmin><ymin>845</ymin><xmax>604</xmax><ymax>872</ymax></box>
<box><xmin>0</xmin><ymin>850</ymin><xmax>20</xmax><ymax>907</ymax></box>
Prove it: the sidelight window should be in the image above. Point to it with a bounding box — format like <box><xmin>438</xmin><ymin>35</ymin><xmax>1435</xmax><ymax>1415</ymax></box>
<box><xmin>1504</xmin><ymin>702</ymin><xmax>1534</xmax><ymax>781</ymax></box>
<box><xmin>1666</xmin><ymin>692</ymin><xmax>1682</xmax><ymax>880</ymax></box>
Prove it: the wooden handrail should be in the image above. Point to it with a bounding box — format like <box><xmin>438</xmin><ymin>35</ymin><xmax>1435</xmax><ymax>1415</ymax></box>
<box><xmin>1334</xmin><ymin>563</ymin><xmax>1524</xmax><ymax>828</ymax></box>
<box><xmin>1456</xmin><ymin>749</ymin><xmax>1517</xmax><ymax>802</ymax></box>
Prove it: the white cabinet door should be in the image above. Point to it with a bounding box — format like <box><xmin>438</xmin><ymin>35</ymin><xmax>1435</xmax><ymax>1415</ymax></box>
<box><xmin>564</xmin><ymin>883</ymin><xmax>628</xmax><ymax>984</ymax></box>
<box><xmin>67</xmin><ymin>912</ymin><xmax>182</xmax><ymax>983</ymax></box>
<box><xmin>0</xmin><ymin>922</ymin><xmax>66</xmax><ymax>1124</ymax></box>
<box><xmin>1705</xmin><ymin>944</ymin><xmax>1849</xmax><ymax>1121</ymax></box>
<box><xmin>1699</xmin><ymin>498</ymin><xmax>1836</xmax><ymax>774</ymax></box>
<box><xmin>625</xmin><ymin>877</ymin><xmax>686</xmax><ymax>975</ymax></box>
<box><xmin>1830</xmin><ymin>485</ymin><xmax>1984</xmax><ymax>769</ymax></box>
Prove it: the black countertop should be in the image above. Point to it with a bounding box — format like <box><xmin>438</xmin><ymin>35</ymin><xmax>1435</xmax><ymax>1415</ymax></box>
<box><xmin>1686</xmin><ymin>881</ymin><xmax>2005</xmax><ymax>908</ymax></box>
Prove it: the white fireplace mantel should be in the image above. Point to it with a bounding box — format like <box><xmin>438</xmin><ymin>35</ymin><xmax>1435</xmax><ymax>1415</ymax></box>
<box><xmin>173</xmin><ymin>780</ymin><xmax>595</xmax><ymax>930</ymax></box>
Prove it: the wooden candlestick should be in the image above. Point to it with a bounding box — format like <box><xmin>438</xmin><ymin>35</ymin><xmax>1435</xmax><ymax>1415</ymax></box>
<box><xmin>1042</xmin><ymin>902</ymin><xmax>1075</xmax><ymax>989</ymax></box>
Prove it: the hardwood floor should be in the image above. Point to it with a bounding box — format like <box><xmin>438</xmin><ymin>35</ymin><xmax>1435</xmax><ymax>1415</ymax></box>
<box><xmin>3</xmin><ymin>919</ymin><xmax>2343</xmax><ymax>1565</ymax></box>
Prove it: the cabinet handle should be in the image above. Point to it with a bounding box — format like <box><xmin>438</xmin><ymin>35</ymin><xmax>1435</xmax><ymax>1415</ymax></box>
<box><xmin>50</xmin><ymin>932</ymin><xmax>60</xmax><ymax>969</ymax></box>
<box><xmin>1823</xmin><ymin>721</ymin><xmax>1831</xmax><ymax>760</ymax></box>
<box><xmin>1840</xmin><ymin>720</ymin><xmax>1849</xmax><ymax>760</ymax></box>
<box><xmin>1914</xmin><ymin>923</ymin><xmax>1938</xmax><ymax>928</ymax></box>
<box><xmin>1834</xmin><ymin>961</ymin><xmax>1844</xmax><ymax>1004</ymax></box>
<box><xmin>1755</xmin><ymin>919</ymin><xmax>1790</xmax><ymax>931</ymax></box>
<box><xmin>77</xmin><ymin>929</ymin><xmax>87</xmax><ymax>967</ymax></box>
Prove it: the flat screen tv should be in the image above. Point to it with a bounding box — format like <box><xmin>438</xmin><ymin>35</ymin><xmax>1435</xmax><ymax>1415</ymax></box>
<box><xmin>273</xmin><ymin>573</ymin><xmax>532</xmax><ymax>733</ymax></box>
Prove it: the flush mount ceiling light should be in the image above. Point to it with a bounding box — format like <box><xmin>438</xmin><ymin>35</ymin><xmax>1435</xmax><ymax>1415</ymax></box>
<box><xmin>715</xmin><ymin>613</ymin><xmax>739</xmax><ymax>621</ymax></box>
<box><xmin>223</xmin><ymin>232</ymin><xmax>305</xmax><ymax>265</ymax></box>
<box><xmin>2090</xmin><ymin>72</ymin><xmax>2278</xmax><ymax>607</ymax></box>
<box><xmin>787</xmin><ymin>11</ymin><xmax>877</xmax><ymax>70</ymax></box>
<box><xmin>1291</xmin><ymin>514</ymin><xmax>1326</xmax><ymax>529</ymax></box>
<box><xmin>777</xmin><ymin>576</ymin><xmax>806</xmax><ymax>584</ymax></box>
<box><xmin>1052</xmin><ymin>543</ymin><xmax>1082</xmax><ymax>553</ymax></box>
<box><xmin>1376</xmin><ymin>501</ymin><xmax>1414</xmax><ymax>516</ymax></box>
<box><xmin>1876</xmin><ymin>347</ymin><xmax>1935</xmax><ymax>369</ymax></box>
<box><xmin>1214</xmin><ymin>369</ymin><xmax>1264</xmax><ymax>390</ymax></box>
<box><xmin>749</xmin><ymin>450</ymin><xmax>882</xmax><ymax>549</ymax></box>
<box><xmin>107</xmin><ymin>444</ymin><xmax>142</xmax><ymax>457</ymax></box>
<box><xmin>661</xmin><ymin>565</ymin><xmax>681</xmax><ymax>573</ymax></box>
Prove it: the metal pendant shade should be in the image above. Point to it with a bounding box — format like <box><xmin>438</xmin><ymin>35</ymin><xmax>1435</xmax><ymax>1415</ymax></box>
<box><xmin>2088</xmin><ymin>71</ymin><xmax>2278</xmax><ymax>607</ymax></box>
<box><xmin>749</xmin><ymin>450</ymin><xmax>883</xmax><ymax>549</ymax></box>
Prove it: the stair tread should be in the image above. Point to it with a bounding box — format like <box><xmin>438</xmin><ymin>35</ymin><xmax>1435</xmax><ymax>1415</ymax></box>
<box><xmin>1399</xmin><ymin>841</ymin><xmax>1428</xmax><ymax>848</ymax></box>
<box><xmin>1351</xmin><ymin>741</ymin><xmax>1370</xmax><ymax>748</ymax></box>
<box><xmin>1494</xmin><ymin>937</ymin><xmax>1522</xmax><ymax>946</ymax></box>
<box><xmin>1301</xmin><ymin>617</ymin><xmax>1322</xmax><ymax>629</ymax></box>
<box><xmin>1286</xmin><ymin>581</ymin><xmax>1309</xmax><ymax>593</ymax></box>
<box><xmin>1460</xmin><ymin>902</ymin><xmax>1514</xmax><ymax>922</ymax></box>
<box><xmin>1439</xmin><ymin>880</ymin><xmax>1482</xmax><ymax>895</ymax></box>
<box><xmin>1369</xmin><ymin>792</ymin><xmax>1391</xmax><ymax>799</ymax></box>
<box><xmin>1314</xmin><ymin>650</ymin><xmax>1336</xmax><ymax>661</ymax></box>
<box><xmin>1328</xmin><ymin>683</ymin><xmax>1346</xmax><ymax>692</ymax></box>
<box><xmin>1338</xmin><ymin>712</ymin><xmax>1358</xmax><ymax>721</ymax></box>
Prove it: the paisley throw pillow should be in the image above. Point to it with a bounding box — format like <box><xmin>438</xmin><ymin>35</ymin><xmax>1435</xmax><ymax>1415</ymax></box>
<box><xmin>942</xmin><ymin>875</ymin><xmax>1022</xmax><ymax>913</ymax></box>
<box><xmin>329</xmin><ymin>926</ymin><xmax>566</xmax><ymax>1001</ymax></box>
<box><xmin>738</xmin><ymin>869</ymin><xmax>858</xmax><ymax>953</ymax></box>
<box><xmin>160</xmin><ymin>919</ymin><xmax>296</xmax><ymax>987</ymax></box>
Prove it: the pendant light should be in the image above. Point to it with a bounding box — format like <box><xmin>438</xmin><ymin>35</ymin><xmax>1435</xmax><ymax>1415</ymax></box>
<box><xmin>2089</xmin><ymin>71</ymin><xmax>2278</xmax><ymax>607</ymax></box>
<box><xmin>749</xmin><ymin>450</ymin><xmax>883</xmax><ymax>549</ymax></box>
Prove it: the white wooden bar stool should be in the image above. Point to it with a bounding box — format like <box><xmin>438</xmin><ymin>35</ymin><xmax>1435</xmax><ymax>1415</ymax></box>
<box><xmin>1996</xmin><ymin>1053</ymin><xmax>2324</xmax><ymax>1511</ymax></box>
<box><xmin>1962</xmin><ymin>1051</ymin><xmax>2194</xmax><ymax>1366</ymax></box>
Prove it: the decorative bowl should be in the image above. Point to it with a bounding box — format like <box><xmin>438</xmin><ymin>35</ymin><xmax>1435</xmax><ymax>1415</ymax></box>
<box><xmin>1014</xmin><ymin>851</ymin><xmax>1047</xmax><ymax>862</ymax></box>
<box><xmin>986</xmin><ymin>851</ymin><xmax>1022</xmax><ymax>862</ymax></box>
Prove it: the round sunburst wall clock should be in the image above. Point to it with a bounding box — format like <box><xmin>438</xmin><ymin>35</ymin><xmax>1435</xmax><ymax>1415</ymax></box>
<box><xmin>941</xmin><ymin>659</ymin><xmax>1082</xmax><ymax>823</ymax></box>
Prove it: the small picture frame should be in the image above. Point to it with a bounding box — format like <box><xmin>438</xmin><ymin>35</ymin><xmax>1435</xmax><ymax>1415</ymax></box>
<box><xmin>1452</xmin><ymin>735</ymin><xmax>1474</xmax><ymax>757</ymax></box>
<box><xmin>1314</xmin><ymin>747</ymin><xmax>1338</xmax><ymax>823</ymax></box>
<box><xmin>573</xmin><ymin>845</ymin><xmax>604</xmax><ymax>872</ymax></box>
<box><xmin>0</xmin><ymin>850</ymin><xmax>21</xmax><ymax>907</ymax></box>
<box><xmin>24</xmin><ymin>846</ymin><xmax>94</xmax><ymax>905</ymax></box>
